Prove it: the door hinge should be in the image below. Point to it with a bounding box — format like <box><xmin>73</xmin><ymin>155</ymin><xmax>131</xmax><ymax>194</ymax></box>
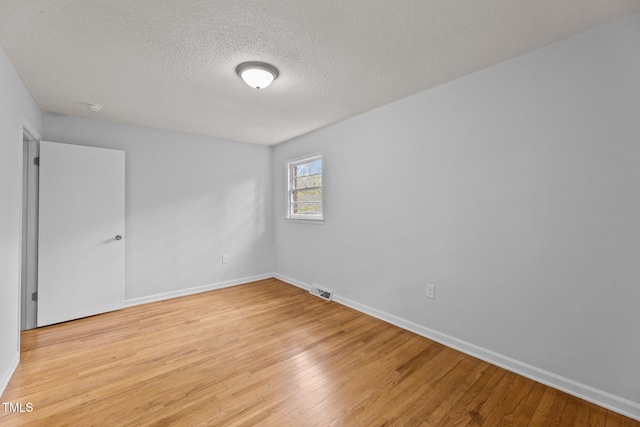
<box><xmin>31</xmin><ymin>291</ymin><xmax>38</xmax><ymax>301</ymax></box>
<box><xmin>33</xmin><ymin>157</ymin><xmax>40</xmax><ymax>166</ymax></box>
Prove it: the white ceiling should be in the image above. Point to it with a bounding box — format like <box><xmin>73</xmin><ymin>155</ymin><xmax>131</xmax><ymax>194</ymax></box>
<box><xmin>1</xmin><ymin>1</ymin><xmax>639</xmax><ymax>146</ymax></box>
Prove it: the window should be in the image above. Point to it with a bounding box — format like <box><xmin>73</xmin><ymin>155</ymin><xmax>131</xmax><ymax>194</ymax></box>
<box><xmin>287</xmin><ymin>155</ymin><xmax>323</xmax><ymax>221</ymax></box>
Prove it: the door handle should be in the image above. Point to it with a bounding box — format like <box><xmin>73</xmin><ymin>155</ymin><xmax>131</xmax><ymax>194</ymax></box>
<box><xmin>115</xmin><ymin>235</ymin><xmax>123</xmax><ymax>240</ymax></box>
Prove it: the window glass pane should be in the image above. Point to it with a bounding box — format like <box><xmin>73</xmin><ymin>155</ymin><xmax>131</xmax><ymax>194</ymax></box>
<box><xmin>292</xmin><ymin>188</ymin><xmax>322</xmax><ymax>203</ymax></box>
<box><xmin>292</xmin><ymin>202</ymin><xmax>322</xmax><ymax>215</ymax></box>
<box><xmin>294</xmin><ymin>174</ymin><xmax>322</xmax><ymax>189</ymax></box>
<box><xmin>294</xmin><ymin>160</ymin><xmax>322</xmax><ymax>177</ymax></box>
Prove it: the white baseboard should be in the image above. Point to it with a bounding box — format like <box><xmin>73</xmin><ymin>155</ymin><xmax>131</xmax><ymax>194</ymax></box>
<box><xmin>274</xmin><ymin>273</ymin><xmax>640</xmax><ymax>421</ymax></box>
<box><xmin>0</xmin><ymin>352</ymin><xmax>20</xmax><ymax>398</ymax></box>
<box><xmin>124</xmin><ymin>273</ymin><xmax>274</xmax><ymax>307</ymax></box>
<box><xmin>274</xmin><ymin>273</ymin><xmax>312</xmax><ymax>292</ymax></box>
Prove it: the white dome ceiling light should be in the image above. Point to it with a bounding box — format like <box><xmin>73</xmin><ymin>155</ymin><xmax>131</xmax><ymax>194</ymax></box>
<box><xmin>236</xmin><ymin>62</ymin><xmax>279</xmax><ymax>90</ymax></box>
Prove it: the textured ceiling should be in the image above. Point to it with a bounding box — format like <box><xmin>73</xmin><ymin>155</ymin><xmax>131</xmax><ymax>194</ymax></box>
<box><xmin>1</xmin><ymin>1</ymin><xmax>639</xmax><ymax>145</ymax></box>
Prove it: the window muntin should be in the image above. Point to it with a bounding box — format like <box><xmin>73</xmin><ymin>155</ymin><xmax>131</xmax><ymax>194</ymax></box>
<box><xmin>288</xmin><ymin>155</ymin><xmax>323</xmax><ymax>220</ymax></box>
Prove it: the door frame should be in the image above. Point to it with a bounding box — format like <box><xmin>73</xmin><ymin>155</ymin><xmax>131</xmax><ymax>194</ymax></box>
<box><xmin>19</xmin><ymin>117</ymin><xmax>41</xmax><ymax>333</ymax></box>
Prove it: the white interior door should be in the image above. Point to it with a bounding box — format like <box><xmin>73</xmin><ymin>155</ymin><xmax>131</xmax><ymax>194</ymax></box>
<box><xmin>37</xmin><ymin>141</ymin><xmax>125</xmax><ymax>327</ymax></box>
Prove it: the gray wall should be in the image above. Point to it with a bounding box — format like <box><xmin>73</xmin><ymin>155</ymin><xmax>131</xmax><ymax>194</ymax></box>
<box><xmin>273</xmin><ymin>13</ymin><xmax>640</xmax><ymax>408</ymax></box>
<box><xmin>0</xmin><ymin>48</ymin><xmax>42</xmax><ymax>394</ymax></box>
<box><xmin>43</xmin><ymin>114</ymin><xmax>274</xmax><ymax>301</ymax></box>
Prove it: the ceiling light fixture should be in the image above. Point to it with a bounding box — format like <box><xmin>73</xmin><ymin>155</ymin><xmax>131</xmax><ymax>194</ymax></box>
<box><xmin>236</xmin><ymin>62</ymin><xmax>278</xmax><ymax>90</ymax></box>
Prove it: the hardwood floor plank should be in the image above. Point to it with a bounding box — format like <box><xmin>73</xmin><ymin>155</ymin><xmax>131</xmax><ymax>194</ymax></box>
<box><xmin>0</xmin><ymin>278</ymin><xmax>637</xmax><ymax>426</ymax></box>
<box><xmin>504</xmin><ymin>382</ymin><xmax>546</xmax><ymax>427</ymax></box>
<box><xmin>574</xmin><ymin>402</ymin><xmax>607</xmax><ymax>427</ymax></box>
<box><xmin>441</xmin><ymin>364</ymin><xmax>508</xmax><ymax>426</ymax></box>
<box><xmin>482</xmin><ymin>374</ymin><xmax>536</xmax><ymax>426</ymax></box>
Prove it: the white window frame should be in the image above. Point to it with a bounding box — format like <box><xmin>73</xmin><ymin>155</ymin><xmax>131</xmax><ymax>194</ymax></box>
<box><xmin>287</xmin><ymin>154</ymin><xmax>324</xmax><ymax>221</ymax></box>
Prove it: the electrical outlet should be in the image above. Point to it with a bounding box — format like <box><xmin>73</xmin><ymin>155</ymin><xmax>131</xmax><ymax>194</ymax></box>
<box><xmin>425</xmin><ymin>284</ymin><xmax>435</xmax><ymax>299</ymax></box>
<box><xmin>222</xmin><ymin>254</ymin><xmax>228</xmax><ymax>264</ymax></box>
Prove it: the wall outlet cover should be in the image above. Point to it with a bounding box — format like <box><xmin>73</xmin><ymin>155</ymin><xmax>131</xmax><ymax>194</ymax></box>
<box><xmin>426</xmin><ymin>284</ymin><xmax>435</xmax><ymax>299</ymax></box>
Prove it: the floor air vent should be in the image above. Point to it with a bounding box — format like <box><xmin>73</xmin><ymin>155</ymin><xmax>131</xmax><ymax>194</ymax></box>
<box><xmin>309</xmin><ymin>285</ymin><xmax>333</xmax><ymax>301</ymax></box>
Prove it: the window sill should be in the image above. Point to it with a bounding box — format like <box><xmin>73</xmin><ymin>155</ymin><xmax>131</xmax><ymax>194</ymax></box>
<box><xmin>285</xmin><ymin>217</ymin><xmax>324</xmax><ymax>225</ymax></box>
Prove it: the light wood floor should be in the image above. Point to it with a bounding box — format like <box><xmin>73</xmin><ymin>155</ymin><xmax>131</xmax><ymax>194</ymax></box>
<box><xmin>1</xmin><ymin>278</ymin><xmax>637</xmax><ymax>426</ymax></box>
